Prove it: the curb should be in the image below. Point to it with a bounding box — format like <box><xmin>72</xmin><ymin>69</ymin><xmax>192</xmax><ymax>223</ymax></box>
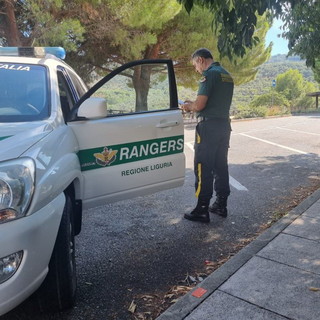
<box><xmin>156</xmin><ymin>188</ymin><xmax>320</xmax><ymax>320</ymax></box>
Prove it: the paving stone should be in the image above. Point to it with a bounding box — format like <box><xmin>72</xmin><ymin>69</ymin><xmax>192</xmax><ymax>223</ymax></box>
<box><xmin>185</xmin><ymin>290</ymin><xmax>288</xmax><ymax>320</ymax></box>
<box><xmin>302</xmin><ymin>201</ymin><xmax>320</xmax><ymax>218</ymax></box>
<box><xmin>220</xmin><ymin>256</ymin><xmax>320</xmax><ymax>320</ymax></box>
<box><xmin>257</xmin><ymin>233</ymin><xmax>320</xmax><ymax>274</ymax></box>
<box><xmin>284</xmin><ymin>215</ymin><xmax>320</xmax><ymax>241</ymax></box>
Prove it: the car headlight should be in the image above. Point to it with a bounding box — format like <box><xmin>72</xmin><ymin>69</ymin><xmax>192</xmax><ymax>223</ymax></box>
<box><xmin>0</xmin><ymin>158</ymin><xmax>35</xmax><ymax>224</ymax></box>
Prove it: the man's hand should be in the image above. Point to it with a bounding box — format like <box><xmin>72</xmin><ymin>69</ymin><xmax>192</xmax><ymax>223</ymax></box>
<box><xmin>182</xmin><ymin>96</ymin><xmax>208</xmax><ymax>112</ymax></box>
<box><xmin>182</xmin><ymin>100</ymin><xmax>193</xmax><ymax>112</ymax></box>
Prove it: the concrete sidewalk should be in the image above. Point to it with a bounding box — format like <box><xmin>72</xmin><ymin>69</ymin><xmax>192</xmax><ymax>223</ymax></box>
<box><xmin>157</xmin><ymin>189</ymin><xmax>320</xmax><ymax>320</ymax></box>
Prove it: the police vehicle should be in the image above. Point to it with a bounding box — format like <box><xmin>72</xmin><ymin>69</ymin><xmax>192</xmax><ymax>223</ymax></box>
<box><xmin>0</xmin><ymin>47</ymin><xmax>185</xmax><ymax>315</ymax></box>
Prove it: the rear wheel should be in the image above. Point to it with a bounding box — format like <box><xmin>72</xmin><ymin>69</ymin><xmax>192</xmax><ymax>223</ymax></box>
<box><xmin>37</xmin><ymin>193</ymin><xmax>77</xmax><ymax>312</ymax></box>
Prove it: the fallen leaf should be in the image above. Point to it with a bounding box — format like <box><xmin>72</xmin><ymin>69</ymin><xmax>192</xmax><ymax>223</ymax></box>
<box><xmin>175</xmin><ymin>286</ymin><xmax>191</xmax><ymax>292</ymax></box>
<box><xmin>128</xmin><ymin>300</ymin><xmax>137</xmax><ymax>313</ymax></box>
<box><xmin>309</xmin><ymin>287</ymin><xmax>320</xmax><ymax>292</ymax></box>
<box><xmin>170</xmin><ymin>299</ymin><xmax>179</xmax><ymax>303</ymax></box>
<box><xmin>140</xmin><ymin>295</ymin><xmax>155</xmax><ymax>300</ymax></box>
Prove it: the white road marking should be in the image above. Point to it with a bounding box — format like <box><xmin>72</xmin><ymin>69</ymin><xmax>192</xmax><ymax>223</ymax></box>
<box><xmin>239</xmin><ymin>133</ymin><xmax>308</xmax><ymax>155</ymax></box>
<box><xmin>277</xmin><ymin>127</ymin><xmax>320</xmax><ymax>136</ymax></box>
<box><xmin>185</xmin><ymin>141</ymin><xmax>248</xmax><ymax>191</ymax></box>
<box><xmin>229</xmin><ymin>176</ymin><xmax>248</xmax><ymax>191</ymax></box>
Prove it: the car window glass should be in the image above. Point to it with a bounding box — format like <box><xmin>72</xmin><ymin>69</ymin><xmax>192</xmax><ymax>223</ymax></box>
<box><xmin>91</xmin><ymin>63</ymin><xmax>171</xmax><ymax>116</ymax></box>
<box><xmin>57</xmin><ymin>71</ymin><xmax>75</xmax><ymax>121</ymax></box>
<box><xmin>67</xmin><ymin>69</ymin><xmax>87</xmax><ymax>98</ymax></box>
<box><xmin>0</xmin><ymin>63</ymin><xmax>49</xmax><ymax>122</ymax></box>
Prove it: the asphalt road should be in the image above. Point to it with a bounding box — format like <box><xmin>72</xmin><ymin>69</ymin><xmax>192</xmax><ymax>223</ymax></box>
<box><xmin>3</xmin><ymin>114</ymin><xmax>320</xmax><ymax>320</ymax></box>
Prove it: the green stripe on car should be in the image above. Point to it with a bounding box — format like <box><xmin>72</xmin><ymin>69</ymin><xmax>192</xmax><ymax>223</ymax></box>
<box><xmin>78</xmin><ymin>135</ymin><xmax>184</xmax><ymax>171</ymax></box>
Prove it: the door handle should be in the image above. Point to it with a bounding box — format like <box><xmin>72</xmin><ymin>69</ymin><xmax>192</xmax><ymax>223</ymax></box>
<box><xmin>156</xmin><ymin>121</ymin><xmax>179</xmax><ymax>128</ymax></box>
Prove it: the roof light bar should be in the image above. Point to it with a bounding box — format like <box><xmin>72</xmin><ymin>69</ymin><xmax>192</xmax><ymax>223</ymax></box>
<box><xmin>0</xmin><ymin>47</ymin><xmax>66</xmax><ymax>59</ymax></box>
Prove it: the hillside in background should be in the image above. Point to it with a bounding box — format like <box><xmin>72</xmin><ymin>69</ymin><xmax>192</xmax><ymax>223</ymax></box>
<box><xmin>232</xmin><ymin>54</ymin><xmax>317</xmax><ymax>110</ymax></box>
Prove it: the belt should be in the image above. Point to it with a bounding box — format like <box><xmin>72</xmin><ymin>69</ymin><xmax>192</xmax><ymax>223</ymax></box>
<box><xmin>197</xmin><ymin>116</ymin><xmax>229</xmax><ymax>122</ymax></box>
<box><xmin>197</xmin><ymin>116</ymin><xmax>208</xmax><ymax>122</ymax></box>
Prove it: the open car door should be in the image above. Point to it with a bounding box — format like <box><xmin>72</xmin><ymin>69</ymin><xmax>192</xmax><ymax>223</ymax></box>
<box><xmin>68</xmin><ymin>60</ymin><xmax>185</xmax><ymax>209</ymax></box>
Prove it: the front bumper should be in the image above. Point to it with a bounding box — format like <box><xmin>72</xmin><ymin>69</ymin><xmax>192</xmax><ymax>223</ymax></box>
<box><xmin>0</xmin><ymin>193</ymin><xmax>65</xmax><ymax>316</ymax></box>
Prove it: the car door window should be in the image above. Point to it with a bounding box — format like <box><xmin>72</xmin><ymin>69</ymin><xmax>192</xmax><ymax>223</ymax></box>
<box><xmin>91</xmin><ymin>63</ymin><xmax>171</xmax><ymax>116</ymax></box>
<box><xmin>67</xmin><ymin>69</ymin><xmax>87</xmax><ymax>98</ymax></box>
<box><xmin>57</xmin><ymin>71</ymin><xmax>76</xmax><ymax>121</ymax></box>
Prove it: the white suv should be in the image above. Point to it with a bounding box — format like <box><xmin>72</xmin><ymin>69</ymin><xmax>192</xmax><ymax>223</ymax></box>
<box><xmin>0</xmin><ymin>47</ymin><xmax>185</xmax><ymax>316</ymax></box>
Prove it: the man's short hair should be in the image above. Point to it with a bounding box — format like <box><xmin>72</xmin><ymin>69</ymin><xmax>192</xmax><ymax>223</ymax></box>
<box><xmin>192</xmin><ymin>48</ymin><xmax>213</xmax><ymax>60</ymax></box>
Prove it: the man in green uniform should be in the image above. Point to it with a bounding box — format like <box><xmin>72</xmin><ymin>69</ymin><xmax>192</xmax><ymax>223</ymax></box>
<box><xmin>183</xmin><ymin>48</ymin><xmax>234</xmax><ymax>223</ymax></box>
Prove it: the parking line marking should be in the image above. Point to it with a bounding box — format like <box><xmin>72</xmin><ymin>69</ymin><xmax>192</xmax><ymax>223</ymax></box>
<box><xmin>239</xmin><ymin>133</ymin><xmax>308</xmax><ymax>155</ymax></box>
<box><xmin>277</xmin><ymin>127</ymin><xmax>320</xmax><ymax>136</ymax></box>
<box><xmin>185</xmin><ymin>141</ymin><xmax>248</xmax><ymax>191</ymax></box>
<box><xmin>229</xmin><ymin>176</ymin><xmax>248</xmax><ymax>191</ymax></box>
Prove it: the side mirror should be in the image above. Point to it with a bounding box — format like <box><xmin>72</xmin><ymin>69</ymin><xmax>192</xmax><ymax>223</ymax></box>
<box><xmin>77</xmin><ymin>97</ymin><xmax>107</xmax><ymax>119</ymax></box>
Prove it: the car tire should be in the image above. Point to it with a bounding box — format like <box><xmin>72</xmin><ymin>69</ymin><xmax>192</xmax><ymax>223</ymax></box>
<box><xmin>37</xmin><ymin>193</ymin><xmax>77</xmax><ymax>313</ymax></box>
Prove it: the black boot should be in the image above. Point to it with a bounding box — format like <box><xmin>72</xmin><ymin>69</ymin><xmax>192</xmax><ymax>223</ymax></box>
<box><xmin>184</xmin><ymin>204</ymin><xmax>210</xmax><ymax>223</ymax></box>
<box><xmin>209</xmin><ymin>196</ymin><xmax>228</xmax><ymax>217</ymax></box>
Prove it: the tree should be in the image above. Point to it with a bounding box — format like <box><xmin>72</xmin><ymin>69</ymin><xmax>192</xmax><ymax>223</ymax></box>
<box><xmin>177</xmin><ymin>0</ymin><xmax>320</xmax><ymax>71</ymax></box>
<box><xmin>276</xmin><ymin>69</ymin><xmax>304</xmax><ymax>101</ymax></box>
<box><xmin>280</xmin><ymin>1</ymin><xmax>320</xmax><ymax>80</ymax></box>
<box><xmin>250</xmin><ymin>91</ymin><xmax>289</xmax><ymax>108</ymax></box>
<box><xmin>0</xmin><ymin>1</ymin><xmax>271</xmax><ymax>111</ymax></box>
<box><xmin>1</xmin><ymin>0</ymin><xmax>21</xmax><ymax>45</ymax></box>
<box><xmin>273</xmin><ymin>69</ymin><xmax>316</xmax><ymax>111</ymax></box>
<box><xmin>164</xmin><ymin>7</ymin><xmax>271</xmax><ymax>88</ymax></box>
<box><xmin>295</xmin><ymin>81</ymin><xmax>318</xmax><ymax>111</ymax></box>
<box><xmin>0</xmin><ymin>0</ymin><xmax>85</xmax><ymax>50</ymax></box>
<box><xmin>177</xmin><ymin>0</ymin><xmax>289</xmax><ymax>60</ymax></box>
<box><xmin>68</xmin><ymin>0</ymin><xmax>183</xmax><ymax>111</ymax></box>
<box><xmin>65</xmin><ymin>1</ymin><xmax>272</xmax><ymax>109</ymax></box>
<box><xmin>282</xmin><ymin>1</ymin><xmax>320</xmax><ymax>68</ymax></box>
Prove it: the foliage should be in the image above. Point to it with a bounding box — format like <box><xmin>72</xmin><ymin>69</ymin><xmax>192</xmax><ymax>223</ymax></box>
<box><xmin>233</xmin><ymin>55</ymin><xmax>317</xmax><ymax>109</ymax></box>
<box><xmin>275</xmin><ymin>69</ymin><xmax>317</xmax><ymax>111</ymax></box>
<box><xmin>312</xmin><ymin>60</ymin><xmax>320</xmax><ymax>84</ymax></box>
<box><xmin>0</xmin><ymin>1</ymin><xmax>271</xmax><ymax>83</ymax></box>
<box><xmin>65</xmin><ymin>2</ymin><xmax>272</xmax><ymax>88</ymax></box>
<box><xmin>233</xmin><ymin>89</ymin><xmax>290</xmax><ymax>119</ymax></box>
<box><xmin>275</xmin><ymin>69</ymin><xmax>305</xmax><ymax>101</ymax></box>
<box><xmin>233</xmin><ymin>105</ymin><xmax>269</xmax><ymax>119</ymax></box>
<box><xmin>177</xmin><ymin>0</ymin><xmax>287</xmax><ymax>60</ymax></box>
<box><xmin>232</xmin><ymin>56</ymin><xmax>318</xmax><ymax>118</ymax></box>
<box><xmin>250</xmin><ymin>91</ymin><xmax>289</xmax><ymax>108</ymax></box>
<box><xmin>178</xmin><ymin>0</ymin><xmax>320</xmax><ymax>81</ymax></box>
<box><xmin>0</xmin><ymin>0</ymin><xmax>85</xmax><ymax>50</ymax></box>
<box><xmin>0</xmin><ymin>0</ymin><xmax>274</xmax><ymax>112</ymax></box>
<box><xmin>282</xmin><ymin>1</ymin><xmax>320</xmax><ymax>68</ymax></box>
<box><xmin>163</xmin><ymin>7</ymin><xmax>271</xmax><ymax>87</ymax></box>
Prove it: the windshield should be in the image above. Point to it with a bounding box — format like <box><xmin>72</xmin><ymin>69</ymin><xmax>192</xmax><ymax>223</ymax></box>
<box><xmin>0</xmin><ymin>63</ymin><xmax>49</xmax><ymax>122</ymax></box>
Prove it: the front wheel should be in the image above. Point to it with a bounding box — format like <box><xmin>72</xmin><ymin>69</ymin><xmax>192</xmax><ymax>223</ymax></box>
<box><xmin>37</xmin><ymin>193</ymin><xmax>77</xmax><ymax>312</ymax></box>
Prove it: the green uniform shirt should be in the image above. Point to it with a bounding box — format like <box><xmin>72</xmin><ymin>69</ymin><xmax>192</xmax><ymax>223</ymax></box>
<box><xmin>197</xmin><ymin>62</ymin><xmax>234</xmax><ymax>119</ymax></box>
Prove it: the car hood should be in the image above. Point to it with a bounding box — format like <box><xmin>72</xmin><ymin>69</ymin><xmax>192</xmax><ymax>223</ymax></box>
<box><xmin>0</xmin><ymin>122</ymin><xmax>53</xmax><ymax>162</ymax></box>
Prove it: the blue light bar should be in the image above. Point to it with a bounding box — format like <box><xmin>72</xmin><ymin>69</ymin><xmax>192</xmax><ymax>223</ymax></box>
<box><xmin>0</xmin><ymin>47</ymin><xmax>66</xmax><ymax>59</ymax></box>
